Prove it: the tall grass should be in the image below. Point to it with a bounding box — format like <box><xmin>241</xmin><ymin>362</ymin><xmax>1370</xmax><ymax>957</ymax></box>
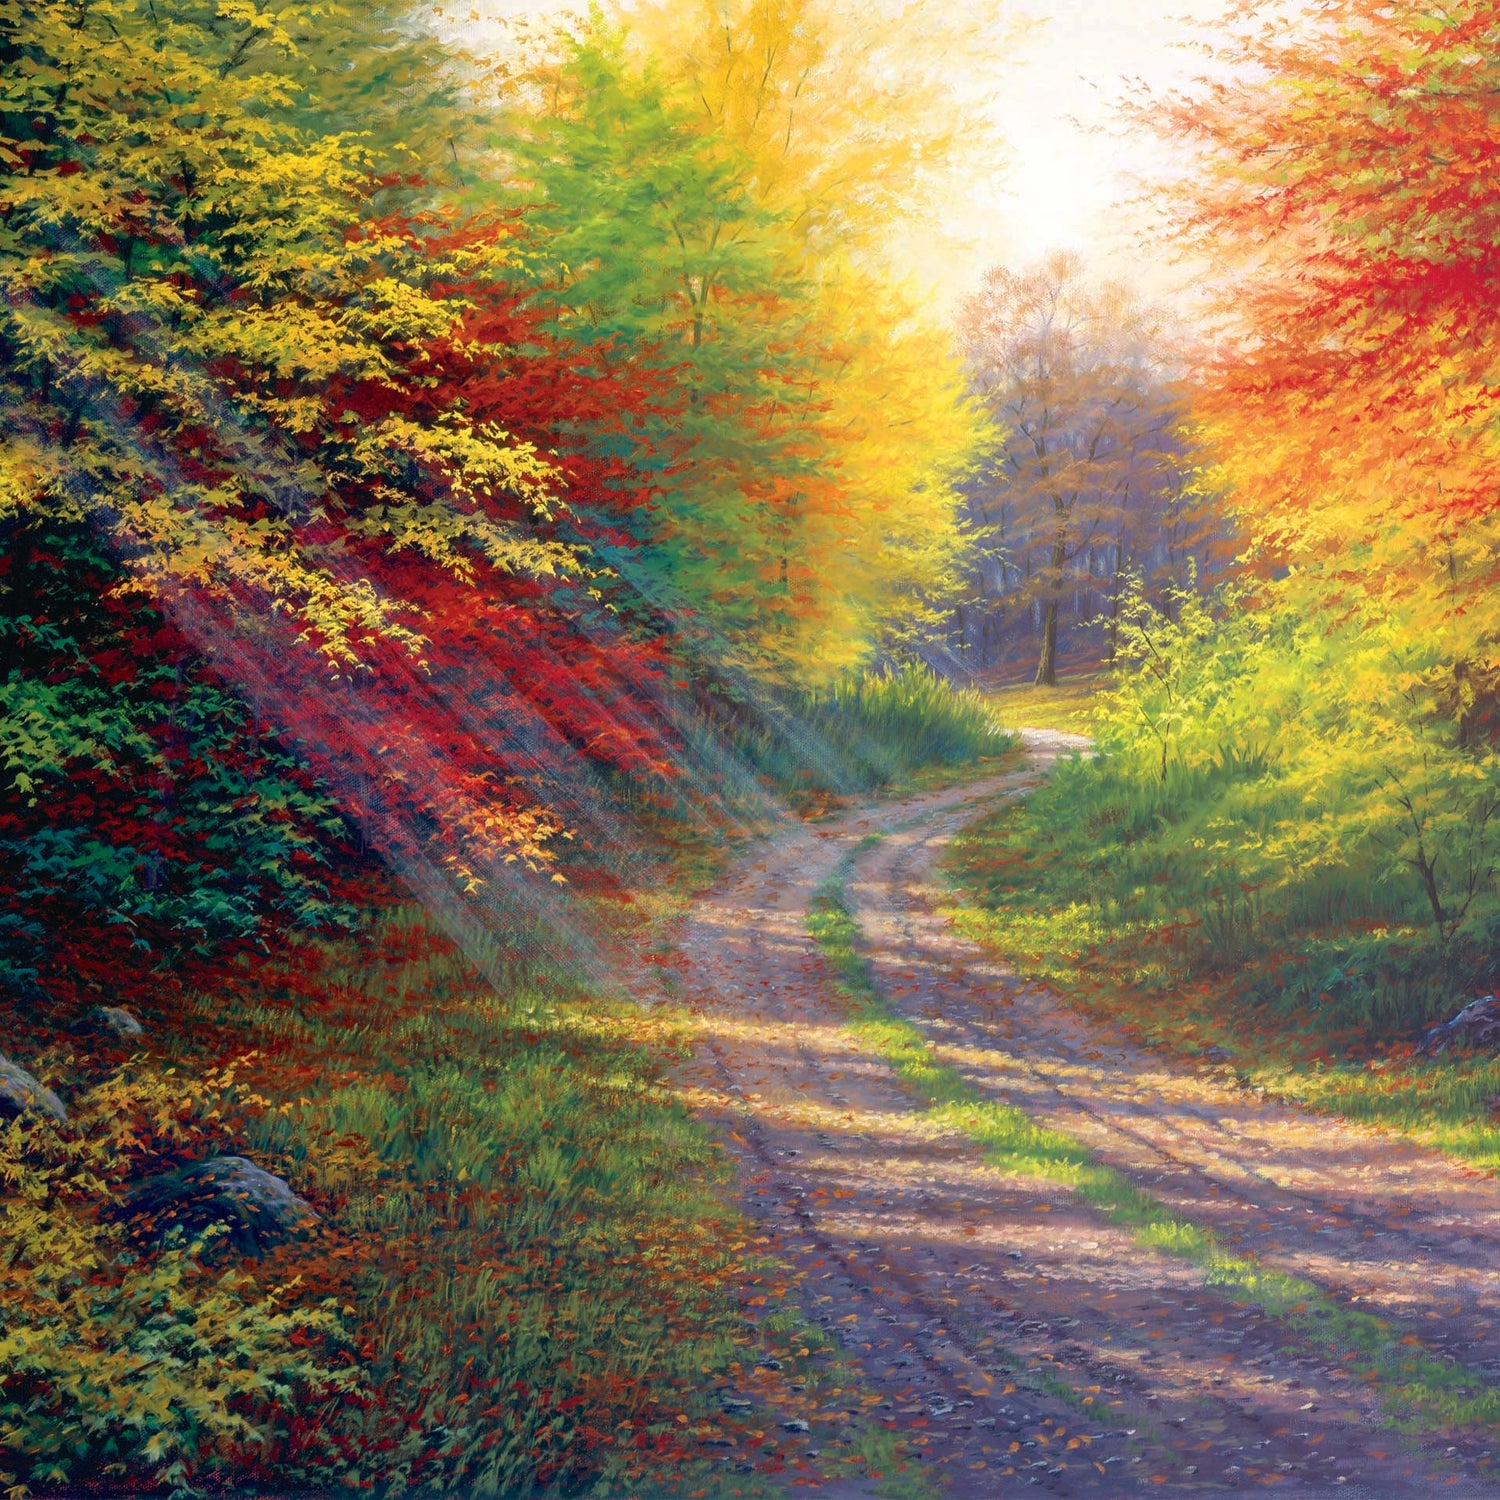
<box><xmin>946</xmin><ymin>750</ymin><xmax>1486</xmax><ymax>1047</ymax></box>
<box><xmin>730</xmin><ymin>663</ymin><xmax>1011</xmax><ymax>802</ymax></box>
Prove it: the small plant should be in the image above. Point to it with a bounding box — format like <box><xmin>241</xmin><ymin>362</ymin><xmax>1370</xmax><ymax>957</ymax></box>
<box><xmin>0</xmin><ymin>1082</ymin><xmax>356</xmax><ymax>1497</ymax></box>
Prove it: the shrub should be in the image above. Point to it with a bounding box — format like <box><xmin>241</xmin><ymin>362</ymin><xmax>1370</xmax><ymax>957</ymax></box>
<box><xmin>0</xmin><ymin>1071</ymin><xmax>356</xmax><ymax>1497</ymax></box>
<box><xmin>950</xmin><ymin>573</ymin><xmax>1500</xmax><ymax>1040</ymax></box>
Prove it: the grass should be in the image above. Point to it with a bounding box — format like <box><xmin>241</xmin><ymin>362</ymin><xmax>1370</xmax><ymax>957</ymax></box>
<box><xmin>941</xmin><ymin>750</ymin><xmax>1500</xmax><ymax>1176</ymax></box>
<box><xmin>983</xmin><ymin>675</ymin><xmax>1100</xmax><ymax>736</ymax></box>
<box><xmin>81</xmin><ymin>911</ymin><xmax>779</xmax><ymax>1496</ymax></box>
<box><xmin>9</xmin><ymin>898</ymin><xmax>883</xmax><ymax>1498</ymax></box>
<box><xmin>728</xmin><ymin>663</ymin><xmax>1013</xmax><ymax>809</ymax></box>
<box><xmin>807</xmin><ymin>847</ymin><xmax>1500</xmax><ymax>1437</ymax></box>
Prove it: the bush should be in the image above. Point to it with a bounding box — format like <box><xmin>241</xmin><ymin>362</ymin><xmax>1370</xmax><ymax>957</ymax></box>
<box><xmin>949</xmin><ymin>573</ymin><xmax>1500</xmax><ymax>1041</ymax></box>
<box><xmin>0</xmin><ymin>1069</ymin><xmax>355</xmax><ymax>1497</ymax></box>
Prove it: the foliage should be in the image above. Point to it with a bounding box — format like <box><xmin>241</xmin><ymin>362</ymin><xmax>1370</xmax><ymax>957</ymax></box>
<box><xmin>0</xmin><ymin>1065</ymin><xmax>355</xmax><ymax>1496</ymax></box>
<box><xmin>0</xmin><ymin>0</ymin><xmax>708</xmax><ymax>918</ymax></box>
<box><xmin>621</xmin><ymin>0</ymin><xmax>1013</xmax><ymax>258</ymax></box>
<box><xmin>505</xmin><ymin>12</ymin><xmax>985</xmax><ymax>681</ymax></box>
<box><xmin>0</xmin><ymin>525</ymin><xmax>361</xmax><ymax>999</ymax></box>
<box><xmin>953</xmin><ymin>254</ymin><xmax>1224</xmax><ymax>684</ymax></box>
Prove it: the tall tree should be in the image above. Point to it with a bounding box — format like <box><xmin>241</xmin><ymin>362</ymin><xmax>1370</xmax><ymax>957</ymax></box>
<box><xmin>958</xmin><ymin>254</ymin><xmax>1202</xmax><ymax>684</ymax></box>
<box><xmin>1155</xmin><ymin>0</ymin><xmax>1500</xmax><ymax>733</ymax></box>
<box><xmin>0</xmin><ymin>0</ymin><xmax>699</xmax><ymax>994</ymax></box>
<box><xmin>503</xmin><ymin>10</ymin><xmax>983</xmax><ymax>682</ymax></box>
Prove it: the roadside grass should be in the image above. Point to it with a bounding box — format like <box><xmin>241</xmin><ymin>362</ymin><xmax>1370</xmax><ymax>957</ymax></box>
<box><xmin>730</xmin><ymin>664</ymin><xmax>1013</xmax><ymax>810</ymax></box>
<box><xmin>120</xmin><ymin>912</ymin><xmax>782</xmax><ymax>1496</ymax></box>
<box><xmin>941</xmin><ymin>758</ymin><xmax>1500</xmax><ymax>1175</ymax></box>
<box><xmin>984</xmin><ymin>676</ymin><xmax>1100</xmax><ymax>736</ymax></box>
<box><xmin>9</xmin><ymin>902</ymin><xmax>836</xmax><ymax>1498</ymax></box>
<box><xmin>807</xmin><ymin>850</ymin><xmax>1500</xmax><ymax>1437</ymax></box>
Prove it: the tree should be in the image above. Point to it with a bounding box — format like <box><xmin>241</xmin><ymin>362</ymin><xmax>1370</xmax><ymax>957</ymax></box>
<box><xmin>619</xmin><ymin>0</ymin><xmax>1014</xmax><ymax>259</ymax></box>
<box><xmin>0</xmin><ymin>0</ymin><xmax>704</xmax><ymax>995</ymax></box>
<box><xmin>1077</xmin><ymin>0</ymin><xmax>1500</xmax><ymax>980</ymax></box>
<box><xmin>957</xmin><ymin>253</ymin><xmax>1206</xmax><ymax>685</ymax></box>
<box><xmin>1155</xmin><ymin>0</ymin><xmax>1500</xmax><ymax>650</ymax></box>
<box><xmin>502</xmin><ymin>10</ymin><xmax>983</xmax><ymax>683</ymax></box>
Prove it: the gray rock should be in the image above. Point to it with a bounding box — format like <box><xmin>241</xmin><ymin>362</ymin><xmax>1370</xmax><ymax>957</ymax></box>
<box><xmin>118</xmin><ymin>1155</ymin><xmax>319</xmax><ymax>1257</ymax></box>
<box><xmin>0</xmin><ymin>1056</ymin><xmax>67</xmax><ymax>1122</ymax></box>
<box><xmin>71</xmin><ymin>1005</ymin><xmax>145</xmax><ymax>1040</ymax></box>
<box><xmin>1418</xmin><ymin>995</ymin><xmax>1500</xmax><ymax>1056</ymax></box>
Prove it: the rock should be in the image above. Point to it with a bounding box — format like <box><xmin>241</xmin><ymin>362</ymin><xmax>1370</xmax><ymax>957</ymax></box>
<box><xmin>0</xmin><ymin>1056</ymin><xmax>67</xmax><ymax>1122</ymax></box>
<box><xmin>118</xmin><ymin>1155</ymin><xmax>319</xmax><ymax>1257</ymax></box>
<box><xmin>1417</xmin><ymin>995</ymin><xmax>1500</xmax><ymax>1056</ymax></box>
<box><xmin>70</xmin><ymin>1004</ymin><xmax>145</xmax><ymax>1040</ymax></box>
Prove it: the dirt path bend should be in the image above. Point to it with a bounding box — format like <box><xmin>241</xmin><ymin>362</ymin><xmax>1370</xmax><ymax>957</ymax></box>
<box><xmin>675</xmin><ymin>731</ymin><xmax>1500</xmax><ymax>1498</ymax></box>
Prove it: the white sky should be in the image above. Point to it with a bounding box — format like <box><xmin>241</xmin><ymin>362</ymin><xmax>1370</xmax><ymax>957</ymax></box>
<box><xmin>890</xmin><ymin>0</ymin><xmax>1235</xmax><ymax>316</ymax></box>
<box><xmin>471</xmin><ymin>0</ymin><xmax>1236</xmax><ymax>319</ymax></box>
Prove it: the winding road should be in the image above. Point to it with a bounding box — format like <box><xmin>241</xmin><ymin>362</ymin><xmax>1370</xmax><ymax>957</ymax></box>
<box><xmin>674</xmin><ymin>730</ymin><xmax>1500</xmax><ymax>1497</ymax></box>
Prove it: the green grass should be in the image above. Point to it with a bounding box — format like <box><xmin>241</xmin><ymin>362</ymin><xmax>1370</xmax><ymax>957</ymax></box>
<box><xmin>941</xmin><ymin>750</ymin><xmax>1500</xmax><ymax>1176</ymax></box>
<box><xmin>729</xmin><ymin>663</ymin><xmax>1013</xmax><ymax>806</ymax></box>
<box><xmin>984</xmin><ymin>675</ymin><xmax>1100</xmax><ymax>736</ymax></box>
<box><xmin>174</xmin><ymin>911</ymin><xmax>770</xmax><ymax>1496</ymax></box>
<box><xmin>104</xmin><ymin>891</ymin><xmax>928</xmax><ymax>1498</ymax></box>
<box><xmin>807</xmin><ymin>849</ymin><xmax>1500</xmax><ymax>1437</ymax></box>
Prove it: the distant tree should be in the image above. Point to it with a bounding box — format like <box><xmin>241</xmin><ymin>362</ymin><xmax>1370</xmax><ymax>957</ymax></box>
<box><xmin>955</xmin><ymin>253</ymin><xmax>1219</xmax><ymax>684</ymax></box>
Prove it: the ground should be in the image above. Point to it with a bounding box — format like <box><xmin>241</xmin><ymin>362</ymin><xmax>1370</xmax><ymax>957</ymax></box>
<box><xmin>669</xmin><ymin>731</ymin><xmax>1500</xmax><ymax>1497</ymax></box>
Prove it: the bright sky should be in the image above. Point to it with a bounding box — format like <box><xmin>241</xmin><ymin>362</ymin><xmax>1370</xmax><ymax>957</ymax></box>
<box><xmin>478</xmin><ymin>0</ymin><xmax>1234</xmax><ymax>318</ymax></box>
<box><xmin>894</xmin><ymin>0</ymin><xmax>1233</xmax><ymax>315</ymax></box>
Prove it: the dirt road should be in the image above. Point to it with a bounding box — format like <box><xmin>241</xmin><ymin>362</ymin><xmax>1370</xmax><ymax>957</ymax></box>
<box><xmin>675</xmin><ymin>730</ymin><xmax>1500</xmax><ymax>1496</ymax></box>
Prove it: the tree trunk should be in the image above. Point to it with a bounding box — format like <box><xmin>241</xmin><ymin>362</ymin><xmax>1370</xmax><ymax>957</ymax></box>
<box><xmin>1035</xmin><ymin>599</ymin><xmax>1059</xmax><ymax>686</ymax></box>
<box><xmin>1035</xmin><ymin>527</ymin><xmax>1067</xmax><ymax>686</ymax></box>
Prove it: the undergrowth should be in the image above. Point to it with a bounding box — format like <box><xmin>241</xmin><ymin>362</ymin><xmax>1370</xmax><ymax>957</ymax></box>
<box><xmin>941</xmin><ymin>580</ymin><xmax>1500</xmax><ymax>1170</ymax></box>
<box><xmin>943</xmin><ymin>755</ymin><xmax>1500</xmax><ymax>1173</ymax></box>
<box><xmin>0</xmin><ymin>911</ymin><xmax>793</xmax><ymax>1498</ymax></box>
<box><xmin>0</xmin><ymin>1067</ymin><xmax>354</xmax><ymax>1496</ymax></box>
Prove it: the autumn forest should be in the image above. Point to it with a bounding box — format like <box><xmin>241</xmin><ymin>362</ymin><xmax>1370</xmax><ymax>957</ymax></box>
<box><xmin>9</xmin><ymin>1</ymin><xmax>1500</xmax><ymax>1496</ymax></box>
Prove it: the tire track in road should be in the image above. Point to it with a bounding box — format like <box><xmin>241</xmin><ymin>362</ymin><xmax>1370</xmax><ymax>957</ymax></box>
<box><xmin>675</xmin><ymin>735</ymin><xmax>1500</xmax><ymax>1494</ymax></box>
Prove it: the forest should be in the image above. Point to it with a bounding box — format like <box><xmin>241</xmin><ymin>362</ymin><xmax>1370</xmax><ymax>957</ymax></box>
<box><xmin>7</xmin><ymin>0</ymin><xmax>1500</xmax><ymax>1495</ymax></box>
